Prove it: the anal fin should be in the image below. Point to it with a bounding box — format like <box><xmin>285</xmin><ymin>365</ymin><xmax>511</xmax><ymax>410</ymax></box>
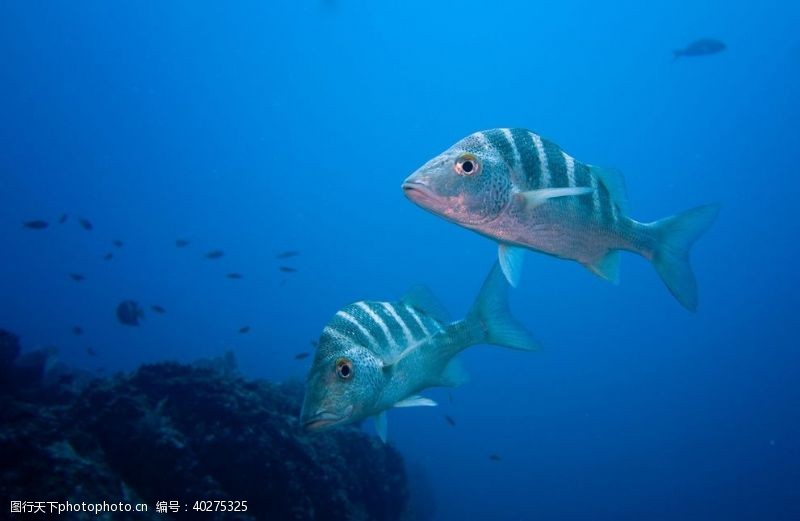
<box><xmin>586</xmin><ymin>250</ymin><xmax>621</xmax><ymax>284</ymax></box>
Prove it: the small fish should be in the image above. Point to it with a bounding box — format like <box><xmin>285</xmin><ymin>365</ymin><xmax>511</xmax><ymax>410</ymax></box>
<box><xmin>205</xmin><ymin>249</ymin><xmax>225</xmax><ymax>259</ymax></box>
<box><xmin>295</xmin><ymin>352</ymin><xmax>310</xmax><ymax>360</ymax></box>
<box><xmin>279</xmin><ymin>266</ymin><xmax>297</xmax><ymax>273</ymax></box>
<box><xmin>58</xmin><ymin>214</ymin><xmax>68</xmax><ymax>224</ymax></box>
<box><xmin>112</xmin><ymin>240</ymin><xmax>124</xmax><ymax>248</ymax></box>
<box><xmin>103</xmin><ymin>252</ymin><xmax>113</xmax><ymax>261</ymax></box>
<box><xmin>673</xmin><ymin>38</ymin><xmax>726</xmax><ymax>60</ymax></box>
<box><xmin>276</xmin><ymin>250</ymin><xmax>300</xmax><ymax>259</ymax></box>
<box><xmin>444</xmin><ymin>415</ymin><xmax>456</xmax><ymax>427</ymax></box>
<box><xmin>78</xmin><ymin>218</ymin><xmax>93</xmax><ymax>231</ymax></box>
<box><xmin>239</xmin><ymin>326</ymin><xmax>251</xmax><ymax>334</ymax></box>
<box><xmin>175</xmin><ymin>239</ymin><xmax>190</xmax><ymax>248</ymax></box>
<box><xmin>23</xmin><ymin>220</ymin><xmax>49</xmax><ymax>229</ymax></box>
<box><xmin>300</xmin><ymin>262</ymin><xmax>537</xmax><ymax>442</ymax></box>
<box><xmin>72</xmin><ymin>326</ymin><xmax>84</xmax><ymax>336</ymax></box>
<box><xmin>69</xmin><ymin>273</ymin><xmax>86</xmax><ymax>282</ymax></box>
<box><xmin>86</xmin><ymin>346</ymin><xmax>97</xmax><ymax>356</ymax></box>
<box><xmin>226</xmin><ymin>273</ymin><xmax>243</xmax><ymax>279</ymax></box>
<box><xmin>150</xmin><ymin>305</ymin><xmax>166</xmax><ymax>314</ymax></box>
<box><xmin>403</xmin><ymin>128</ymin><xmax>719</xmax><ymax>311</ymax></box>
<box><xmin>310</xmin><ymin>340</ymin><xmax>319</xmax><ymax>348</ymax></box>
<box><xmin>116</xmin><ymin>300</ymin><xmax>144</xmax><ymax>326</ymax></box>
<box><xmin>489</xmin><ymin>453</ymin><xmax>502</xmax><ymax>462</ymax></box>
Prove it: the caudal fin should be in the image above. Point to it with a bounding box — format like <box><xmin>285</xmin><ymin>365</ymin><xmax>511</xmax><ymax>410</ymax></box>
<box><xmin>648</xmin><ymin>204</ymin><xmax>720</xmax><ymax>311</ymax></box>
<box><xmin>468</xmin><ymin>262</ymin><xmax>539</xmax><ymax>350</ymax></box>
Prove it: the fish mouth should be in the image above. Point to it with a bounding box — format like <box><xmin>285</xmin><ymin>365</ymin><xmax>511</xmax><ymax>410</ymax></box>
<box><xmin>402</xmin><ymin>180</ymin><xmax>437</xmax><ymax>206</ymax></box>
<box><xmin>301</xmin><ymin>408</ymin><xmax>351</xmax><ymax>432</ymax></box>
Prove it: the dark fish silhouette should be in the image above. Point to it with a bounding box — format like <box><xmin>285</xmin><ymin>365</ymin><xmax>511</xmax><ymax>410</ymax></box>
<box><xmin>72</xmin><ymin>326</ymin><xmax>84</xmax><ymax>336</ymax></box>
<box><xmin>112</xmin><ymin>240</ymin><xmax>123</xmax><ymax>248</ymax></box>
<box><xmin>226</xmin><ymin>273</ymin><xmax>243</xmax><ymax>279</ymax></box>
<box><xmin>175</xmin><ymin>239</ymin><xmax>190</xmax><ymax>248</ymax></box>
<box><xmin>205</xmin><ymin>249</ymin><xmax>224</xmax><ymax>259</ymax></box>
<box><xmin>103</xmin><ymin>252</ymin><xmax>113</xmax><ymax>261</ymax></box>
<box><xmin>444</xmin><ymin>415</ymin><xmax>456</xmax><ymax>427</ymax></box>
<box><xmin>86</xmin><ymin>346</ymin><xmax>97</xmax><ymax>356</ymax></box>
<box><xmin>78</xmin><ymin>218</ymin><xmax>93</xmax><ymax>231</ymax></box>
<box><xmin>58</xmin><ymin>214</ymin><xmax>68</xmax><ymax>224</ymax></box>
<box><xmin>489</xmin><ymin>454</ymin><xmax>502</xmax><ymax>462</ymax></box>
<box><xmin>239</xmin><ymin>326</ymin><xmax>251</xmax><ymax>334</ymax></box>
<box><xmin>294</xmin><ymin>352</ymin><xmax>310</xmax><ymax>360</ymax></box>
<box><xmin>674</xmin><ymin>38</ymin><xmax>726</xmax><ymax>60</ymax></box>
<box><xmin>310</xmin><ymin>340</ymin><xmax>319</xmax><ymax>348</ymax></box>
<box><xmin>276</xmin><ymin>250</ymin><xmax>300</xmax><ymax>259</ymax></box>
<box><xmin>279</xmin><ymin>266</ymin><xmax>297</xmax><ymax>273</ymax></box>
<box><xmin>116</xmin><ymin>300</ymin><xmax>144</xmax><ymax>326</ymax></box>
<box><xmin>150</xmin><ymin>305</ymin><xmax>166</xmax><ymax>314</ymax></box>
<box><xmin>69</xmin><ymin>273</ymin><xmax>86</xmax><ymax>282</ymax></box>
<box><xmin>23</xmin><ymin>220</ymin><xmax>48</xmax><ymax>229</ymax></box>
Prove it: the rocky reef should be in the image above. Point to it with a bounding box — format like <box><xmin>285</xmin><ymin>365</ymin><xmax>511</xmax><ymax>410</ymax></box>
<box><xmin>0</xmin><ymin>329</ymin><xmax>409</xmax><ymax>520</ymax></box>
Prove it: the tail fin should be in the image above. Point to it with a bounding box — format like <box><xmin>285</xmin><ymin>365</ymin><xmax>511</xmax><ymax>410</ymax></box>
<box><xmin>468</xmin><ymin>262</ymin><xmax>539</xmax><ymax>351</ymax></box>
<box><xmin>672</xmin><ymin>50</ymin><xmax>682</xmax><ymax>61</ymax></box>
<box><xmin>648</xmin><ymin>204</ymin><xmax>720</xmax><ymax>311</ymax></box>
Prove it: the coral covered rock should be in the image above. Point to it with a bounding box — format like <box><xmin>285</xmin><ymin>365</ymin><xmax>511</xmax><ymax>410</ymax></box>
<box><xmin>0</xmin><ymin>358</ymin><xmax>409</xmax><ymax>520</ymax></box>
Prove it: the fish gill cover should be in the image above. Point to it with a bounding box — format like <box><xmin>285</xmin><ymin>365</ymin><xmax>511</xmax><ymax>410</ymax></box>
<box><xmin>1</xmin><ymin>0</ymin><xmax>799</xmax><ymax>520</ymax></box>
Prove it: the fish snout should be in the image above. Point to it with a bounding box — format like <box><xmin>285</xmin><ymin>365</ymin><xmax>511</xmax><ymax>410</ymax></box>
<box><xmin>402</xmin><ymin>176</ymin><xmax>437</xmax><ymax>206</ymax></box>
<box><xmin>300</xmin><ymin>405</ymin><xmax>353</xmax><ymax>432</ymax></box>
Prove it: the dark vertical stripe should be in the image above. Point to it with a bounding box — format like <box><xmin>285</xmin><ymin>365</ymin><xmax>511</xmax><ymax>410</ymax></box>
<box><xmin>574</xmin><ymin>161</ymin><xmax>594</xmax><ymax>215</ymax></box>
<box><xmin>369</xmin><ymin>302</ymin><xmax>404</xmax><ymax>344</ymax></box>
<box><xmin>542</xmin><ymin>138</ymin><xmax>568</xmax><ymax>188</ymax></box>
<box><xmin>510</xmin><ymin>128</ymin><xmax>541</xmax><ymax>189</ymax></box>
<box><xmin>351</xmin><ymin>303</ymin><xmax>389</xmax><ymax>346</ymax></box>
<box><xmin>597</xmin><ymin>182</ymin><xmax>613</xmax><ymax>225</ymax></box>
<box><xmin>483</xmin><ymin>129</ymin><xmax>516</xmax><ymax>168</ymax></box>
<box><xmin>397</xmin><ymin>304</ymin><xmax>425</xmax><ymax>339</ymax></box>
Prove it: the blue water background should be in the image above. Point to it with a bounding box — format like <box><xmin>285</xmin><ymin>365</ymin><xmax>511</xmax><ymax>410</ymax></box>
<box><xmin>1</xmin><ymin>1</ymin><xmax>799</xmax><ymax>519</ymax></box>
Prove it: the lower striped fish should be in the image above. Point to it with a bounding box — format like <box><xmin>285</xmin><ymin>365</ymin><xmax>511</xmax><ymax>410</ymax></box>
<box><xmin>300</xmin><ymin>262</ymin><xmax>537</xmax><ymax>441</ymax></box>
<box><xmin>402</xmin><ymin>128</ymin><xmax>720</xmax><ymax>311</ymax></box>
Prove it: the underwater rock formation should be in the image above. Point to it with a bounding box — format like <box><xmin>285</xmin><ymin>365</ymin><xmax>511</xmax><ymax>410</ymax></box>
<box><xmin>0</xmin><ymin>346</ymin><xmax>409</xmax><ymax>520</ymax></box>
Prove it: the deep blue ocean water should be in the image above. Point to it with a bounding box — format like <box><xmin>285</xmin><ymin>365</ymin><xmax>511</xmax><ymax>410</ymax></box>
<box><xmin>2</xmin><ymin>1</ymin><xmax>799</xmax><ymax>519</ymax></box>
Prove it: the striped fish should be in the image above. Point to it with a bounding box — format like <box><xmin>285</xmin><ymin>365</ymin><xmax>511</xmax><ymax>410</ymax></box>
<box><xmin>300</xmin><ymin>262</ymin><xmax>537</xmax><ymax>442</ymax></box>
<box><xmin>402</xmin><ymin>128</ymin><xmax>719</xmax><ymax>311</ymax></box>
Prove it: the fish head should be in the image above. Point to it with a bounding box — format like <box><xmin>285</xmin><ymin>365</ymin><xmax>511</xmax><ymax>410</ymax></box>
<box><xmin>300</xmin><ymin>329</ymin><xmax>386</xmax><ymax>432</ymax></box>
<box><xmin>403</xmin><ymin>130</ymin><xmax>513</xmax><ymax>227</ymax></box>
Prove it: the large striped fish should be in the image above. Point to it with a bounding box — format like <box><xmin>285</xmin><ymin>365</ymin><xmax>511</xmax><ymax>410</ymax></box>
<box><xmin>300</xmin><ymin>262</ymin><xmax>537</xmax><ymax>441</ymax></box>
<box><xmin>402</xmin><ymin>128</ymin><xmax>720</xmax><ymax>311</ymax></box>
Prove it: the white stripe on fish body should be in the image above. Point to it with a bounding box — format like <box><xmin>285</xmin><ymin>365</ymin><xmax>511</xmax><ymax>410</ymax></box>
<box><xmin>472</xmin><ymin>130</ymin><xmax>490</xmax><ymax>149</ymax></box>
<box><xmin>382</xmin><ymin>302</ymin><xmax>415</xmax><ymax>344</ymax></box>
<box><xmin>356</xmin><ymin>301</ymin><xmax>399</xmax><ymax>350</ymax></box>
<box><xmin>589</xmin><ymin>171</ymin><xmax>602</xmax><ymax>218</ymax></box>
<box><xmin>322</xmin><ymin>325</ymin><xmax>354</xmax><ymax>346</ymax></box>
<box><xmin>563</xmin><ymin>152</ymin><xmax>576</xmax><ymax>188</ymax></box>
<box><xmin>530</xmin><ymin>132</ymin><xmax>551</xmax><ymax>188</ymax></box>
<box><xmin>610</xmin><ymin>197</ymin><xmax>619</xmax><ymax>223</ymax></box>
<box><xmin>336</xmin><ymin>309</ymin><xmax>379</xmax><ymax>349</ymax></box>
<box><xmin>502</xmin><ymin>128</ymin><xmax>522</xmax><ymax>167</ymax></box>
<box><xmin>405</xmin><ymin>305</ymin><xmax>441</xmax><ymax>338</ymax></box>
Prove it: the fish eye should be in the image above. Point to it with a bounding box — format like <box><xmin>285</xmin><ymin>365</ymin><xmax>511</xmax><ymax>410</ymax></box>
<box><xmin>454</xmin><ymin>154</ymin><xmax>480</xmax><ymax>177</ymax></box>
<box><xmin>335</xmin><ymin>358</ymin><xmax>353</xmax><ymax>380</ymax></box>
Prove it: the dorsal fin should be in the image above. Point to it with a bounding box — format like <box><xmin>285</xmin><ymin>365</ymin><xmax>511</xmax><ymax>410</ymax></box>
<box><xmin>400</xmin><ymin>285</ymin><xmax>450</xmax><ymax>322</ymax></box>
<box><xmin>588</xmin><ymin>165</ymin><xmax>629</xmax><ymax>213</ymax></box>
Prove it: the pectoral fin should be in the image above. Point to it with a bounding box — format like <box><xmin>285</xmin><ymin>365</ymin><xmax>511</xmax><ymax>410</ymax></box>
<box><xmin>375</xmin><ymin>412</ymin><xmax>388</xmax><ymax>443</ymax></box>
<box><xmin>517</xmin><ymin>187</ymin><xmax>593</xmax><ymax>209</ymax></box>
<box><xmin>394</xmin><ymin>395</ymin><xmax>437</xmax><ymax>408</ymax></box>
